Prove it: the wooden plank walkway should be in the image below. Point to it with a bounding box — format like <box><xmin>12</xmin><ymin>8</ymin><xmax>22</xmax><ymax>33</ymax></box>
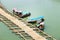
<box><xmin>0</xmin><ymin>8</ymin><xmax>46</xmax><ymax>40</ymax></box>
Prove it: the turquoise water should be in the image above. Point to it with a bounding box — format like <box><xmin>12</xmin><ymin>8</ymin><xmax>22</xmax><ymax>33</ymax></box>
<box><xmin>0</xmin><ymin>0</ymin><xmax>60</xmax><ymax>40</ymax></box>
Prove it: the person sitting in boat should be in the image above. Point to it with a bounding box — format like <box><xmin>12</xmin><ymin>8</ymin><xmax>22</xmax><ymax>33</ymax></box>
<box><xmin>13</xmin><ymin>8</ymin><xmax>17</xmax><ymax>13</ymax></box>
<box><xmin>13</xmin><ymin>8</ymin><xmax>22</xmax><ymax>16</ymax></box>
<box><xmin>37</xmin><ymin>18</ymin><xmax>45</xmax><ymax>31</ymax></box>
<box><xmin>38</xmin><ymin>25</ymin><xmax>44</xmax><ymax>31</ymax></box>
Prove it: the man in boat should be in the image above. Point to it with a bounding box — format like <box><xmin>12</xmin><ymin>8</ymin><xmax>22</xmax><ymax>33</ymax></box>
<box><xmin>37</xmin><ymin>18</ymin><xmax>45</xmax><ymax>31</ymax></box>
<box><xmin>38</xmin><ymin>25</ymin><xmax>44</xmax><ymax>31</ymax></box>
<box><xmin>13</xmin><ymin>8</ymin><xmax>22</xmax><ymax>16</ymax></box>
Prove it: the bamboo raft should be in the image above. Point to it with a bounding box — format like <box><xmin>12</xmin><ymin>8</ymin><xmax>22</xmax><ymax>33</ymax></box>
<box><xmin>0</xmin><ymin>2</ymin><xmax>56</xmax><ymax>40</ymax></box>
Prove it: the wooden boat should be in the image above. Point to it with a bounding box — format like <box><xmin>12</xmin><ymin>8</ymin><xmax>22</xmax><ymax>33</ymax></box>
<box><xmin>28</xmin><ymin>16</ymin><xmax>44</xmax><ymax>23</ymax></box>
<box><xmin>13</xmin><ymin>9</ymin><xmax>31</xmax><ymax>18</ymax></box>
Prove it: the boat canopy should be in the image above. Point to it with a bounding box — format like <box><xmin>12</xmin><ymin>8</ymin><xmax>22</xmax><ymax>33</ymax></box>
<box><xmin>28</xmin><ymin>16</ymin><xmax>44</xmax><ymax>21</ymax></box>
<box><xmin>22</xmin><ymin>11</ymin><xmax>30</xmax><ymax>15</ymax></box>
